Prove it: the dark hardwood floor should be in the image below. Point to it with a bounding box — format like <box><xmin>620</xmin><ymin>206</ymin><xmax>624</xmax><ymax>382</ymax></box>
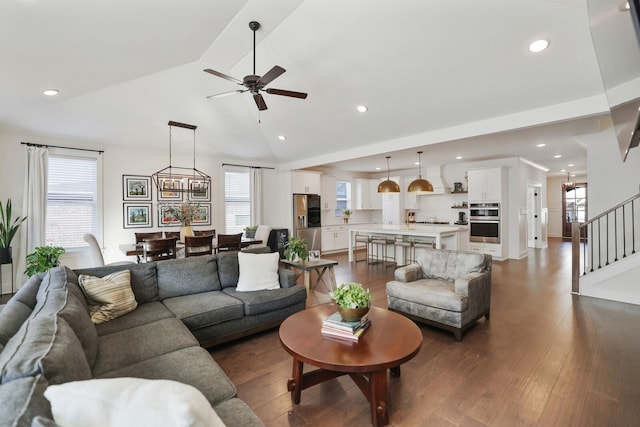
<box><xmin>210</xmin><ymin>238</ymin><xmax>640</xmax><ymax>426</ymax></box>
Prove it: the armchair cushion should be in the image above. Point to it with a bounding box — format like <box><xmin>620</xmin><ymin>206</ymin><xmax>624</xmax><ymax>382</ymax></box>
<box><xmin>393</xmin><ymin>264</ymin><xmax>422</xmax><ymax>283</ymax></box>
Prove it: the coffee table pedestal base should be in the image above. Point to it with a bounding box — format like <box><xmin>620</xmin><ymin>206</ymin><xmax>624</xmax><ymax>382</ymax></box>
<box><xmin>287</xmin><ymin>358</ymin><xmax>400</xmax><ymax>427</ymax></box>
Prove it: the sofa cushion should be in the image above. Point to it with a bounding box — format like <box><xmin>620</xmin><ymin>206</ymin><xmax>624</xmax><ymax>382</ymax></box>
<box><xmin>0</xmin><ymin>316</ymin><xmax>91</xmax><ymax>385</ymax></box>
<box><xmin>12</xmin><ymin>274</ymin><xmax>42</xmax><ymax>309</ymax></box>
<box><xmin>216</xmin><ymin>252</ymin><xmax>239</xmax><ymax>289</ymax></box>
<box><xmin>222</xmin><ymin>286</ymin><xmax>307</xmax><ymax>316</ymax></box>
<box><xmin>0</xmin><ymin>374</ymin><xmax>53</xmax><ymax>427</ymax></box>
<box><xmin>36</xmin><ymin>289</ymin><xmax>98</xmax><ymax>369</ymax></box>
<box><xmin>36</xmin><ymin>267</ymin><xmax>89</xmax><ymax>313</ymax></box>
<box><xmin>97</xmin><ymin>346</ymin><xmax>237</xmax><ymax>407</ymax></box>
<box><xmin>74</xmin><ymin>263</ymin><xmax>159</xmax><ymax>304</ymax></box>
<box><xmin>78</xmin><ymin>270</ymin><xmax>138</xmax><ymax>324</ymax></box>
<box><xmin>44</xmin><ymin>377</ymin><xmax>225</xmax><ymax>427</ymax></box>
<box><xmin>92</xmin><ymin>318</ymin><xmax>198</xmax><ymax>376</ymax></box>
<box><xmin>416</xmin><ymin>249</ymin><xmax>486</xmax><ymax>282</ymax></box>
<box><xmin>0</xmin><ymin>299</ymin><xmax>32</xmax><ymax>347</ymax></box>
<box><xmin>156</xmin><ymin>255</ymin><xmax>221</xmax><ymax>299</ymax></box>
<box><xmin>162</xmin><ymin>291</ymin><xmax>244</xmax><ymax>330</ymax></box>
<box><xmin>95</xmin><ymin>302</ymin><xmax>175</xmax><ymax>336</ymax></box>
<box><xmin>236</xmin><ymin>251</ymin><xmax>280</xmax><ymax>291</ymax></box>
<box><xmin>214</xmin><ymin>398</ymin><xmax>265</xmax><ymax>427</ymax></box>
<box><xmin>386</xmin><ymin>279</ymin><xmax>469</xmax><ymax>312</ymax></box>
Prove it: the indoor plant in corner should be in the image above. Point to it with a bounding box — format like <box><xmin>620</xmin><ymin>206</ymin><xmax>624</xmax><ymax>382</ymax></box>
<box><xmin>284</xmin><ymin>237</ymin><xmax>308</xmax><ymax>262</ymax></box>
<box><xmin>330</xmin><ymin>282</ymin><xmax>372</xmax><ymax>322</ymax></box>
<box><xmin>25</xmin><ymin>246</ymin><xmax>65</xmax><ymax>277</ymax></box>
<box><xmin>0</xmin><ymin>199</ymin><xmax>27</xmax><ymax>264</ymax></box>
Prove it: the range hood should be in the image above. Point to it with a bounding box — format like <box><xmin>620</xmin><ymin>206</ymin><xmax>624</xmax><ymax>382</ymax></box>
<box><xmin>423</xmin><ymin>166</ymin><xmax>450</xmax><ymax>195</ymax></box>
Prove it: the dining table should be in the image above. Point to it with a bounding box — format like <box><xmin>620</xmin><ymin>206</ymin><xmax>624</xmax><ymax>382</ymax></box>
<box><xmin>119</xmin><ymin>238</ymin><xmax>262</xmax><ymax>259</ymax></box>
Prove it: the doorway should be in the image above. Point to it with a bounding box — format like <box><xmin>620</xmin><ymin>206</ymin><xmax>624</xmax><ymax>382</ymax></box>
<box><xmin>562</xmin><ymin>182</ymin><xmax>587</xmax><ymax>238</ymax></box>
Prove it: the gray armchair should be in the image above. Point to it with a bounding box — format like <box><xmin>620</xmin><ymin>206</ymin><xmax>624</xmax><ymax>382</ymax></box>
<box><xmin>386</xmin><ymin>247</ymin><xmax>491</xmax><ymax>341</ymax></box>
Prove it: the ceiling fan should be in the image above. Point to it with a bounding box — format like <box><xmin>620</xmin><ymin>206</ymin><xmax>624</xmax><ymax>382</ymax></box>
<box><xmin>204</xmin><ymin>21</ymin><xmax>308</xmax><ymax>111</ymax></box>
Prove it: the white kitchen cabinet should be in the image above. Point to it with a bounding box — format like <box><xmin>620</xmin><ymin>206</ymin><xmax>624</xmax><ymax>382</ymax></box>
<box><xmin>321</xmin><ymin>226</ymin><xmax>349</xmax><ymax>252</ymax></box>
<box><xmin>468</xmin><ymin>242</ymin><xmax>503</xmax><ymax>260</ymax></box>
<box><xmin>468</xmin><ymin>168</ymin><xmax>503</xmax><ymax>201</ymax></box>
<box><xmin>354</xmin><ymin>179</ymin><xmax>382</xmax><ymax>210</ymax></box>
<box><xmin>292</xmin><ymin>171</ymin><xmax>321</xmax><ymax>194</ymax></box>
<box><xmin>382</xmin><ymin>193</ymin><xmax>401</xmax><ymax>225</ymax></box>
<box><xmin>320</xmin><ymin>175</ymin><xmax>337</xmax><ymax>210</ymax></box>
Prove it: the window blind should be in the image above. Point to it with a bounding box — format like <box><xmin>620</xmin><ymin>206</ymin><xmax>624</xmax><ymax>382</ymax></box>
<box><xmin>224</xmin><ymin>170</ymin><xmax>250</xmax><ymax>234</ymax></box>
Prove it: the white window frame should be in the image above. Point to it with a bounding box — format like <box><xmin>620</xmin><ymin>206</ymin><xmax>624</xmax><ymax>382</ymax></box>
<box><xmin>223</xmin><ymin>167</ymin><xmax>252</xmax><ymax>234</ymax></box>
<box><xmin>335</xmin><ymin>179</ymin><xmax>351</xmax><ymax>217</ymax></box>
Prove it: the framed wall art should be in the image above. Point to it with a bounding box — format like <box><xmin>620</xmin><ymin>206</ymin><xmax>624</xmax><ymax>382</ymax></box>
<box><xmin>191</xmin><ymin>203</ymin><xmax>211</xmax><ymax>226</ymax></box>
<box><xmin>188</xmin><ymin>178</ymin><xmax>210</xmax><ymax>201</ymax></box>
<box><xmin>122</xmin><ymin>175</ymin><xmax>151</xmax><ymax>201</ymax></box>
<box><xmin>123</xmin><ymin>203</ymin><xmax>152</xmax><ymax>228</ymax></box>
<box><xmin>157</xmin><ymin>177</ymin><xmax>183</xmax><ymax>201</ymax></box>
<box><xmin>158</xmin><ymin>204</ymin><xmax>181</xmax><ymax>227</ymax></box>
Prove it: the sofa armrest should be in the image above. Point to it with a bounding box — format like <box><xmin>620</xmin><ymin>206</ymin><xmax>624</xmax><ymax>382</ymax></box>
<box><xmin>394</xmin><ymin>263</ymin><xmax>422</xmax><ymax>283</ymax></box>
<box><xmin>454</xmin><ymin>271</ymin><xmax>490</xmax><ymax>295</ymax></box>
<box><xmin>278</xmin><ymin>268</ymin><xmax>297</xmax><ymax>288</ymax></box>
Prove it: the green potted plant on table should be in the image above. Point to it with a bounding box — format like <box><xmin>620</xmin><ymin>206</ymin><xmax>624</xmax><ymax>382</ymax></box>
<box><xmin>0</xmin><ymin>199</ymin><xmax>27</xmax><ymax>264</ymax></box>
<box><xmin>342</xmin><ymin>209</ymin><xmax>352</xmax><ymax>224</ymax></box>
<box><xmin>25</xmin><ymin>246</ymin><xmax>65</xmax><ymax>277</ymax></box>
<box><xmin>330</xmin><ymin>282</ymin><xmax>372</xmax><ymax>322</ymax></box>
<box><xmin>284</xmin><ymin>237</ymin><xmax>308</xmax><ymax>262</ymax></box>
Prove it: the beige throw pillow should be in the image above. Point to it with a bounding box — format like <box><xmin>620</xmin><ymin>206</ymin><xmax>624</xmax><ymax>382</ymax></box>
<box><xmin>78</xmin><ymin>270</ymin><xmax>137</xmax><ymax>324</ymax></box>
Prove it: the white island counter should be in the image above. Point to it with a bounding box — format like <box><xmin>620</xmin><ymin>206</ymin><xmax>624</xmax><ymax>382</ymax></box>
<box><xmin>347</xmin><ymin>224</ymin><xmax>469</xmax><ymax>263</ymax></box>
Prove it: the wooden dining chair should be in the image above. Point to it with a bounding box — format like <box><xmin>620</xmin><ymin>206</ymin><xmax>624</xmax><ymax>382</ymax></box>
<box><xmin>135</xmin><ymin>231</ymin><xmax>163</xmax><ymax>243</ymax></box>
<box><xmin>216</xmin><ymin>233</ymin><xmax>243</xmax><ymax>253</ymax></box>
<box><xmin>164</xmin><ymin>231</ymin><xmax>181</xmax><ymax>240</ymax></box>
<box><xmin>184</xmin><ymin>235</ymin><xmax>214</xmax><ymax>257</ymax></box>
<box><xmin>194</xmin><ymin>229</ymin><xmax>216</xmax><ymax>237</ymax></box>
<box><xmin>142</xmin><ymin>238</ymin><xmax>178</xmax><ymax>262</ymax></box>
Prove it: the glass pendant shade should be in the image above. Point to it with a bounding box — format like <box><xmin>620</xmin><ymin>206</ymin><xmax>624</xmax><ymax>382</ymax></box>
<box><xmin>408</xmin><ymin>151</ymin><xmax>433</xmax><ymax>193</ymax></box>
<box><xmin>377</xmin><ymin>156</ymin><xmax>400</xmax><ymax>193</ymax></box>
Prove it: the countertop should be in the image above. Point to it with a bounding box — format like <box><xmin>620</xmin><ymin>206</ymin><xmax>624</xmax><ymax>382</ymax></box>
<box><xmin>347</xmin><ymin>224</ymin><xmax>468</xmax><ymax>234</ymax></box>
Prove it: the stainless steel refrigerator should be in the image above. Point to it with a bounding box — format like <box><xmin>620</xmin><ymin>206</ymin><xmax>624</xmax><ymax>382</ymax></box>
<box><xmin>292</xmin><ymin>194</ymin><xmax>322</xmax><ymax>253</ymax></box>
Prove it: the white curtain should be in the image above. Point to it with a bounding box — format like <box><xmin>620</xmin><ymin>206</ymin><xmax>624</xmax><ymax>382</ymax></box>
<box><xmin>250</xmin><ymin>168</ymin><xmax>263</xmax><ymax>225</ymax></box>
<box><xmin>16</xmin><ymin>147</ymin><xmax>48</xmax><ymax>285</ymax></box>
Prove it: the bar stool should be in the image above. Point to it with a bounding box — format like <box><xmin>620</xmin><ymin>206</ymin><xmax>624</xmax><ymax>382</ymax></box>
<box><xmin>394</xmin><ymin>236</ymin><xmax>414</xmax><ymax>266</ymax></box>
<box><xmin>370</xmin><ymin>235</ymin><xmax>396</xmax><ymax>268</ymax></box>
<box><xmin>354</xmin><ymin>233</ymin><xmax>371</xmax><ymax>263</ymax></box>
<box><xmin>413</xmin><ymin>238</ymin><xmax>436</xmax><ymax>253</ymax></box>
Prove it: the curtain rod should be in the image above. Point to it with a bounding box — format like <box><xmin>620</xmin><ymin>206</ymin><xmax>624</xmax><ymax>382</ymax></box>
<box><xmin>21</xmin><ymin>142</ymin><xmax>104</xmax><ymax>154</ymax></box>
<box><xmin>221</xmin><ymin>163</ymin><xmax>275</xmax><ymax>170</ymax></box>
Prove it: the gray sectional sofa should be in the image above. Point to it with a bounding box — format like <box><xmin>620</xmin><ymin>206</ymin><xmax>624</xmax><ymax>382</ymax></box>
<box><xmin>0</xmin><ymin>252</ymin><xmax>307</xmax><ymax>426</ymax></box>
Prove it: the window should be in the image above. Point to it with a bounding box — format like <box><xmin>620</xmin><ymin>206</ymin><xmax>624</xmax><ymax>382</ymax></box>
<box><xmin>224</xmin><ymin>170</ymin><xmax>251</xmax><ymax>234</ymax></box>
<box><xmin>335</xmin><ymin>180</ymin><xmax>351</xmax><ymax>217</ymax></box>
<box><xmin>46</xmin><ymin>154</ymin><xmax>100</xmax><ymax>249</ymax></box>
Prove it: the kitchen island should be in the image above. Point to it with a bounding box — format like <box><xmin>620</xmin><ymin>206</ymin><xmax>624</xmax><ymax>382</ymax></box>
<box><xmin>347</xmin><ymin>224</ymin><xmax>469</xmax><ymax>263</ymax></box>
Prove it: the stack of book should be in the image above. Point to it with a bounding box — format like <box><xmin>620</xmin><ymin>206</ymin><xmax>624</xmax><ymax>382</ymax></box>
<box><xmin>321</xmin><ymin>312</ymin><xmax>371</xmax><ymax>342</ymax></box>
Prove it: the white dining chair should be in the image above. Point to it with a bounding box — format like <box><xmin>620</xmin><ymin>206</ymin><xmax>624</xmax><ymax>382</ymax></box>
<box><xmin>83</xmin><ymin>233</ymin><xmax>135</xmax><ymax>267</ymax></box>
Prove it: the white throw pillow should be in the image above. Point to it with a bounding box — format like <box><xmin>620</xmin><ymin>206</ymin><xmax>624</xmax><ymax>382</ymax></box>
<box><xmin>78</xmin><ymin>270</ymin><xmax>137</xmax><ymax>324</ymax></box>
<box><xmin>236</xmin><ymin>251</ymin><xmax>280</xmax><ymax>291</ymax></box>
<box><xmin>44</xmin><ymin>377</ymin><xmax>226</xmax><ymax>427</ymax></box>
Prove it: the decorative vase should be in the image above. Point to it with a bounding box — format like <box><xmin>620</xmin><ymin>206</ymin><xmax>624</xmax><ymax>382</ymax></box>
<box><xmin>336</xmin><ymin>305</ymin><xmax>370</xmax><ymax>322</ymax></box>
<box><xmin>180</xmin><ymin>225</ymin><xmax>193</xmax><ymax>242</ymax></box>
<box><xmin>343</xmin><ymin>217</ymin><xmax>349</xmax><ymax>224</ymax></box>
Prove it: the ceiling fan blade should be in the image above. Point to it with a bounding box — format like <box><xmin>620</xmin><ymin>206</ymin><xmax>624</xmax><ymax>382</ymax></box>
<box><xmin>203</xmin><ymin>68</ymin><xmax>243</xmax><ymax>84</ymax></box>
<box><xmin>257</xmin><ymin>65</ymin><xmax>286</xmax><ymax>86</ymax></box>
<box><xmin>254</xmin><ymin>94</ymin><xmax>268</xmax><ymax>111</ymax></box>
<box><xmin>206</xmin><ymin>89</ymin><xmax>247</xmax><ymax>99</ymax></box>
<box><xmin>265</xmin><ymin>88</ymin><xmax>308</xmax><ymax>99</ymax></box>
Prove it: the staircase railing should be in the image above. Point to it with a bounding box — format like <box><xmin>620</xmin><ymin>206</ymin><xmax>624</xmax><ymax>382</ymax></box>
<box><xmin>572</xmin><ymin>192</ymin><xmax>640</xmax><ymax>293</ymax></box>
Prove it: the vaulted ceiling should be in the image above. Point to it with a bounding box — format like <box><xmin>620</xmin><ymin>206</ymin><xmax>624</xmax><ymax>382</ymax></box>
<box><xmin>1</xmin><ymin>0</ymin><xmax>637</xmax><ymax>176</ymax></box>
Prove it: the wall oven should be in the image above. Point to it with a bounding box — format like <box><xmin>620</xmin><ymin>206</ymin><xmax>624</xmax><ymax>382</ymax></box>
<box><xmin>469</xmin><ymin>203</ymin><xmax>500</xmax><ymax>243</ymax></box>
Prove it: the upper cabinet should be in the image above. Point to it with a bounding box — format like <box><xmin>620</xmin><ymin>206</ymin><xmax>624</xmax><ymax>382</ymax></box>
<box><xmin>354</xmin><ymin>178</ymin><xmax>382</xmax><ymax>210</ymax></box>
<box><xmin>320</xmin><ymin>175</ymin><xmax>337</xmax><ymax>210</ymax></box>
<box><xmin>468</xmin><ymin>168</ymin><xmax>504</xmax><ymax>202</ymax></box>
<box><xmin>292</xmin><ymin>171</ymin><xmax>321</xmax><ymax>194</ymax></box>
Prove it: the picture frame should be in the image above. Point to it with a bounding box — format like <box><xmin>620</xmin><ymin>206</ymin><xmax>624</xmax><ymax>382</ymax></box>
<box><xmin>122</xmin><ymin>175</ymin><xmax>151</xmax><ymax>201</ymax></box>
<box><xmin>158</xmin><ymin>204</ymin><xmax>181</xmax><ymax>227</ymax></box>
<box><xmin>123</xmin><ymin>203</ymin><xmax>152</xmax><ymax>228</ymax></box>
<box><xmin>157</xmin><ymin>177</ymin><xmax>183</xmax><ymax>201</ymax></box>
<box><xmin>191</xmin><ymin>203</ymin><xmax>211</xmax><ymax>226</ymax></box>
<box><xmin>188</xmin><ymin>178</ymin><xmax>210</xmax><ymax>201</ymax></box>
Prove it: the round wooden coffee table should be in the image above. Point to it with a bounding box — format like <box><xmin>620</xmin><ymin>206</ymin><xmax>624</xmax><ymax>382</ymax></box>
<box><xmin>279</xmin><ymin>305</ymin><xmax>422</xmax><ymax>426</ymax></box>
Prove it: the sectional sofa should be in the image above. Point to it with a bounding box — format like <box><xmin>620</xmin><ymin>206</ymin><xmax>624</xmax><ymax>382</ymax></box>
<box><xmin>0</xmin><ymin>252</ymin><xmax>307</xmax><ymax>426</ymax></box>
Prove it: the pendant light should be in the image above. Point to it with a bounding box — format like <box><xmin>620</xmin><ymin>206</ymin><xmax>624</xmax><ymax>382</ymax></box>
<box><xmin>407</xmin><ymin>151</ymin><xmax>433</xmax><ymax>193</ymax></box>
<box><xmin>377</xmin><ymin>156</ymin><xmax>401</xmax><ymax>193</ymax></box>
<box><xmin>564</xmin><ymin>172</ymin><xmax>575</xmax><ymax>192</ymax></box>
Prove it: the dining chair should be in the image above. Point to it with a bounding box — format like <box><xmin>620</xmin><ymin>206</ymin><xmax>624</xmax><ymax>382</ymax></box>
<box><xmin>142</xmin><ymin>238</ymin><xmax>178</xmax><ymax>262</ymax></box>
<box><xmin>247</xmin><ymin>225</ymin><xmax>271</xmax><ymax>249</ymax></box>
<box><xmin>83</xmin><ymin>233</ymin><xmax>135</xmax><ymax>267</ymax></box>
<box><xmin>135</xmin><ymin>231</ymin><xmax>163</xmax><ymax>243</ymax></box>
<box><xmin>184</xmin><ymin>234</ymin><xmax>214</xmax><ymax>257</ymax></box>
<box><xmin>216</xmin><ymin>233</ymin><xmax>243</xmax><ymax>253</ymax></box>
<box><xmin>194</xmin><ymin>229</ymin><xmax>216</xmax><ymax>237</ymax></box>
<box><xmin>164</xmin><ymin>231</ymin><xmax>181</xmax><ymax>240</ymax></box>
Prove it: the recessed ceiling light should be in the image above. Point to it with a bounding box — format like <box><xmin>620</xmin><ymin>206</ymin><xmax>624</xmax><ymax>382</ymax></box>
<box><xmin>529</xmin><ymin>39</ymin><xmax>549</xmax><ymax>53</ymax></box>
<box><xmin>620</xmin><ymin>1</ymin><xmax>630</xmax><ymax>11</ymax></box>
<box><xmin>43</xmin><ymin>89</ymin><xmax>59</xmax><ymax>96</ymax></box>
<box><xmin>375</xmin><ymin>167</ymin><xmax>381</xmax><ymax>171</ymax></box>
<box><xmin>567</xmin><ymin>163</ymin><xmax>574</xmax><ymax>167</ymax></box>
<box><xmin>560</xmin><ymin>169</ymin><xmax>566</xmax><ymax>172</ymax></box>
<box><xmin>455</xmin><ymin>156</ymin><xmax>463</xmax><ymax>160</ymax></box>
<box><xmin>554</xmin><ymin>154</ymin><xmax>562</xmax><ymax>158</ymax></box>
<box><xmin>356</xmin><ymin>105</ymin><xmax>368</xmax><ymax>113</ymax></box>
<box><xmin>278</xmin><ymin>135</ymin><xmax>286</xmax><ymax>141</ymax></box>
<box><xmin>536</xmin><ymin>143</ymin><xmax>546</xmax><ymax>147</ymax></box>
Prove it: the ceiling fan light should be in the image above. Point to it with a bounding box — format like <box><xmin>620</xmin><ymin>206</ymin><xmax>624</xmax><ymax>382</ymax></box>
<box><xmin>407</xmin><ymin>178</ymin><xmax>434</xmax><ymax>193</ymax></box>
